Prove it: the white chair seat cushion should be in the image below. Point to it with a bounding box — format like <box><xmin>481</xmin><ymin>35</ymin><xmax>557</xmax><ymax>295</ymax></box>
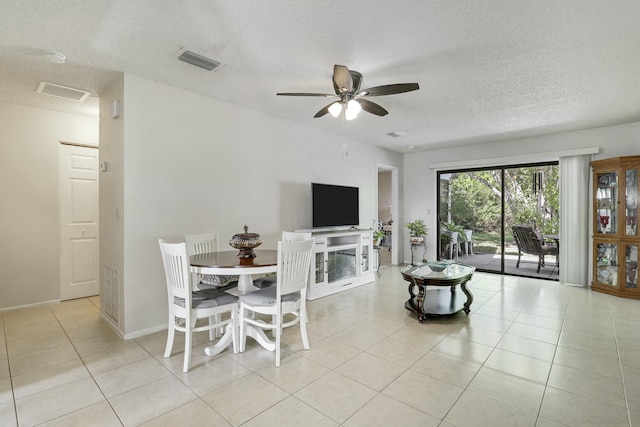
<box><xmin>174</xmin><ymin>291</ymin><xmax>238</xmax><ymax>308</ymax></box>
<box><xmin>253</xmin><ymin>275</ymin><xmax>277</xmax><ymax>289</ymax></box>
<box><xmin>239</xmin><ymin>287</ymin><xmax>299</xmax><ymax>307</ymax></box>
<box><xmin>197</xmin><ymin>274</ymin><xmax>238</xmax><ymax>290</ymax></box>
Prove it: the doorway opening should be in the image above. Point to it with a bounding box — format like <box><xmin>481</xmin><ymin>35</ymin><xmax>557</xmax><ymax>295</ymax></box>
<box><xmin>377</xmin><ymin>164</ymin><xmax>398</xmax><ymax>269</ymax></box>
<box><xmin>59</xmin><ymin>142</ymin><xmax>100</xmax><ymax>300</ymax></box>
<box><xmin>437</xmin><ymin>161</ymin><xmax>560</xmax><ymax>280</ymax></box>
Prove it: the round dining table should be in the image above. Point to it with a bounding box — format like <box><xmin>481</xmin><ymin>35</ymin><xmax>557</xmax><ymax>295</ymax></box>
<box><xmin>189</xmin><ymin>249</ymin><xmax>278</xmax><ymax>356</ymax></box>
<box><xmin>190</xmin><ymin>249</ymin><xmax>278</xmax><ymax>294</ymax></box>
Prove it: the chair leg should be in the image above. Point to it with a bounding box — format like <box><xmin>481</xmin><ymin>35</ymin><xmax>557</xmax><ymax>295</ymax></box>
<box><xmin>231</xmin><ymin>306</ymin><xmax>238</xmax><ymax>354</ymax></box>
<box><xmin>516</xmin><ymin>253</ymin><xmax>521</xmax><ymax>268</ymax></box>
<box><xmin>239</xmin><ymin>305</ymin><xmax>247</xmax><ymax>353</ymax></box>
<box><xmin>164</xmin><ymin>318</ymin><xmax>175</xmax><ymax>358</ymax></box>
<box><xmin>208</xmin><ymin>316</ymin><xmax>216</xmax><ymax>341</ymax></box>
<box><xmin>271</xmin><ymin>314</ymin><xmax>278</xmax><ymax>338</ymax></box>
<box><xmin>537</xmin><ymin>255</ymin><xmax>543</xmax><ymax>273</ymax></box>
<box><xmin>183</xmin><ymin>326</ymin><xmax>193</xmax><ymax>373</ymax></box>
<box><xmin>300</xmin><ymin>311</ymin><xmax>310</xmax><ymax>350</ymax></box>
<box><xmin>275</xmin><ymin>315</ymin><xmax>281</xmax><ymax>367</ymax></box>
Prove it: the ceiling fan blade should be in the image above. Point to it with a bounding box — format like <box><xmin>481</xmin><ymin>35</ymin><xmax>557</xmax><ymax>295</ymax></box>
<box><xmin>359</xmin><ymin>83</ymin><xmax>419</xmax><ymax>97</ymax></box>
<box><xmin>277</xmin><ymin>92</ymin><xmax>335</xmax><ymax>97</ymax></box>
<box><xmin>357</xmin><ymin>99</ymin><xmax>388</xmax><ymax>116</ymax></box>
<box><xmin>333</xmin><ymin>65</ymin><xmax>353</xmax><ymax>94</ymax></box>
<box><xmin>313</xmin><ymin>102</ymin><xmax>334</xmax><ymax>118</ymax></box>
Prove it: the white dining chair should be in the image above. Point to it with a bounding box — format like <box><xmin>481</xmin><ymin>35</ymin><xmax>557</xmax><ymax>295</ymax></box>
<box><xmin>185</xmin><ymin>232</ymin><xmax>238</xmax><ymax>291</ymax></box>
<box><xmin>239</xmin><ymin>239</ymin><xmax>315</xmax><ymax>367</ymax></box>
<box><xmin>185</xmin><ymin>232</ymin><xmax>239</xmax><ymax>340</ymax></box>
<box><xmin>159</xmin><ymin>239</ymin><xmax>238</xmax><ymax>373</ymax></box>
<box><xmin>253</xmin><ymin>231</ymin><xmax>312</xmax><ymax>289</ymax></box>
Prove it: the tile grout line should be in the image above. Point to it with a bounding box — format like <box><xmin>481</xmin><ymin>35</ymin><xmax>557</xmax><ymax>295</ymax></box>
<box><xmin>49</xmin><ymin>302</ymin><xmax>127</xmax><ymax>426</ymax></box>
<box><xmin>1</xmin><ymin>313</ymin><xmax>19</xmax><ymax>426</ymax></box>
<box><xmin>610</xmin><ymin>300</ymin><xmax>633</xmax><ymax>427</ymax></box>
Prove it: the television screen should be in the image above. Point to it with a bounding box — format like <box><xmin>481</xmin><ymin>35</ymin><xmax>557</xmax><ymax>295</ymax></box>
<box><xmin>312</xmin><ymin>183</ymin><xmax>359</xmax><ymax>228</ymax></box>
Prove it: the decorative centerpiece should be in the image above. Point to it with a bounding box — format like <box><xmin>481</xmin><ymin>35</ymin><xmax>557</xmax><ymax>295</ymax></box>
<box><xmin>229</xmin><ymin>225</ymin><xmax>262</xmax><ymax>258</ymax></box>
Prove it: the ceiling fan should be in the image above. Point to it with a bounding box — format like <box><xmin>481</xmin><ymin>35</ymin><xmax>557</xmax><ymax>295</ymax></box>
<box><xmin>277</xmin><ymin>65</ymin><xmax>419</xmax><ymax>120</ymax></box>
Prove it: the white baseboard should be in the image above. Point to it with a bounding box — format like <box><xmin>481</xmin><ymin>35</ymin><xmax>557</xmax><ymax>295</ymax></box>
<box><xmin>0</xmin><ymin>299</ymin><xmax>61</xmax><ymax>313</ymax></box>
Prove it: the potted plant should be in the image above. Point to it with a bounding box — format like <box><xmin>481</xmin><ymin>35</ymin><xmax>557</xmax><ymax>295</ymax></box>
<box><xmin>373</xmin><ymin>229</ymin><xmax>385</xmax><ymax>245</ymax></box>
<box><xmin>406</xmin><ymin>219</ymin><xmax>427</xmax><ymax>243</ymax></box>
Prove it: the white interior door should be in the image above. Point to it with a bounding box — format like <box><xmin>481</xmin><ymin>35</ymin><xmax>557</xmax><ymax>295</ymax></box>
<box><xmin>59</xmin><ymin>143</ymin><xmax>99</xmax><ymax>300</ymax></box>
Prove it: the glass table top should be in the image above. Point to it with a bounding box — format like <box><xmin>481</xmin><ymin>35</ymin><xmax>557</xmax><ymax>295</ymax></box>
<box><xmin>402</xmin><ymin>261</ymin><xmax>475</xmax><ymax>280</ymax></box>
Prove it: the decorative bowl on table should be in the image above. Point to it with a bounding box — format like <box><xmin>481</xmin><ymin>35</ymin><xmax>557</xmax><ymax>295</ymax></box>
<box><xmin>229</xmin><ymin>225</ymin><xmax>262</xmax><ymax>258</ymax></box>
<box><xmin>426</xmin><ymin>260</ymin><xmax>454</xmax><ymax>272</ymax></box>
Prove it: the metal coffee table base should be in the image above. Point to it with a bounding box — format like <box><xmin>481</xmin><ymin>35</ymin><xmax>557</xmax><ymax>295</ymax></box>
<box><xmin>403</xmin><ymin>276</ymin><xmax>473</xmax><ymax>323</ymax></box>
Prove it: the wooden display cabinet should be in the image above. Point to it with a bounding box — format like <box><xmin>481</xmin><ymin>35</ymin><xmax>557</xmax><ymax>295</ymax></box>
<box><xmin>591</xmin><ymin>156</ymin><xmax>640</xmax><ymax>298</ymax></box>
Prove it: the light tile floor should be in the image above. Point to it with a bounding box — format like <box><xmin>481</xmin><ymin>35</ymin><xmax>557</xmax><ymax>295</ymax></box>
<box><xmin>1</xmin><ymin>265</ymin><xmax>639</xmax><ymax>426</ymax></box>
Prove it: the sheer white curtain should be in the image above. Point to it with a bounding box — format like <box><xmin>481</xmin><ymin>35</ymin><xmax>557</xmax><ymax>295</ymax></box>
<box><xmin>559</xmin><ymin>155</ymin><xmax>591</xmax><ymax>285</ymax></box>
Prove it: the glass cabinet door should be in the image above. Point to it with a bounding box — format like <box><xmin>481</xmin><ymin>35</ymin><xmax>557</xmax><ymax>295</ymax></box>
<box><xmin>626</xmin><ymin>169</ymin><xmax>638</xmax><ymax>237</ymax></box>
<box><xmin>314</xmin><ymin>252</ymin><xmax>326</xmax><ymax>285</ymax></box>
<box><xmin>361</xmin><ymin>244</ymin><xmax>370</xmax><ymax>274</ymax></box>
<box><xmin>595</xmin><ymin>242</ymin><xmax>618</xmax><ymax>286</ymax></box>
<box><xmin>596</xmin><ymin>172</ymin><xmax>618</xmax><ymax>234</ymax></box>
<box><xmin>626</xmin><ymin>244</ymin><xmax>638</xmax><ymax>290</ymax></box>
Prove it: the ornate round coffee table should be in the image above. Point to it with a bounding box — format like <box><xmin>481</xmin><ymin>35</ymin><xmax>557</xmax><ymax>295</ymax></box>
<box><xmin>401</xmin><ymin>262</ymin><xmax>475</xmax><ymax>323</ymax></box>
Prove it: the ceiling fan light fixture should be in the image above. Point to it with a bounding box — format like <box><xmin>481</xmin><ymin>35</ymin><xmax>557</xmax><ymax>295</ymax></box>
<box><xmin>347</xmin><ymin>99</ymin><xmax>361</xmax><ymax>114</ymax></box>
<box><xmin>345</xmin><ymin>106</ymin><xmax>358</xmax><ymax>120</ymax></box>
<box><xmin>328</xmin><ymin>102</ymin><xmax>343</xmax><ymax>117</ymax></box>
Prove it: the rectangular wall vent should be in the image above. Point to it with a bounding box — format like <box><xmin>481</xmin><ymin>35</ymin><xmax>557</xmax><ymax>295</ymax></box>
<box><xmin>177</xmin><ymin>49</ymin><xmax>222</xmax><ymax>71</ymax></box>
<box><xmin>386</xmin><ymin>130</ymin><xmax>407</xmax><ymax>138</ymax></box>
<box><xmin>102</xmin><ymin>264</ymin><xmax>120</xmax><ymax>326</ymax></box>
<box><xmin>37</xmin><ymin>81</ymin><xmax>91</xmax><ymax>102</ymax></box>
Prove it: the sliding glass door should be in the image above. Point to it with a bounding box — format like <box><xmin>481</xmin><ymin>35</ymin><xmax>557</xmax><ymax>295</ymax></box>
<box><xmin>438</xmin><ymin>162</ymin><xmax>559</xmax><ymax>280</ymax></box>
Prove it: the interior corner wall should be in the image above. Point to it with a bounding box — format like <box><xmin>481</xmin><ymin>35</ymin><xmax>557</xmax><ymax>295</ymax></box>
<box><xmin>0</xmin><ymin>101</ymin><xmax>98</xmax><ymax>310</ymax></box>
<box><xmin>118</xmin><ymin>73</ymin><xmax>403</xmax><ymax>338</ymax></box>
<box><xmin>403</xmin><ymin>121</ymin><xmax>640</xmax><ymax>273</ymax></box>
<box><xmin>99</xmin><ymin>75</ymin><xmax>125</xmax><ymax>331</ymax></box>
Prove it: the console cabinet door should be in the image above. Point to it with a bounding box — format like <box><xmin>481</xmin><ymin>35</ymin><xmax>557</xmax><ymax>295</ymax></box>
<box><xmin>312</xmin><ymin>239</ymin><xmax>327</xmax><ymax>288</ymax></box>
<box><xmin>360</xmin><ymin>233</ymin><xmax>371</xmax><ymax>275</ymax></box>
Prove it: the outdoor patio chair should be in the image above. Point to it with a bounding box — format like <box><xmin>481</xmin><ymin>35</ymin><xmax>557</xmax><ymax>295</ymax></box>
<box><xmin>511</xmin><ymin>225</ymin><xmax>558</xmax><ymax>273</ymax></box>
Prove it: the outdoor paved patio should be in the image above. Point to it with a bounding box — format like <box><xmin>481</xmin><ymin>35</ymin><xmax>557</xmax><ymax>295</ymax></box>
<box><xmin>458</xmin><ymin>251</ymin><xmax>559</xmax><ymax>280</ymax></box>
<box><xmin>381</xmin><ymin>245</ymin><xmax>559</xmax><ymax>281</ymax></box>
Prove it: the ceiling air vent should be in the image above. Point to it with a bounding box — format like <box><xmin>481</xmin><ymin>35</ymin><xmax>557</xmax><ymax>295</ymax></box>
<box><xmin>177</xmin><ymin>49</ymin><xmax>222</xmax><ymax>71</ymax></box>
<box><xmin>386</xmin><ymin>130</ymin><xmax>407</xmax><ymax>138</ymax></box>
<box><xmin>36</xmin><ymin>81</ymin><xmax>90</xmax><ymax>102</ymax></box>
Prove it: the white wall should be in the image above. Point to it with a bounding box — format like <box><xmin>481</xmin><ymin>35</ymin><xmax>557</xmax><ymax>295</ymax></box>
<box><xmin>0</xmin><ymin>102</ymin><xmax>98</xmax><ymax>310</ymax></box>
<box><xmin>99</xmin><ymin>76</ymin><xmax>125</xmax><ymax>328</ymax></box>
<box><xmin>104</xmin><ymin>74</ymin><xmax>403</xmax><ymax>337</ymax></box>
<box><xmin>404</xmin><ymin>121</ymin><xmax>640</xmax><ymax>265</ymax></box>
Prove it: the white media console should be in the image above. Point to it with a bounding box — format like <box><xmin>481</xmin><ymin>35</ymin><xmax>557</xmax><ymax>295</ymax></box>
<box><xmin>304</xmin><ymin>229</ymin><xmax>376</xmax><ymax>300</ymax></box>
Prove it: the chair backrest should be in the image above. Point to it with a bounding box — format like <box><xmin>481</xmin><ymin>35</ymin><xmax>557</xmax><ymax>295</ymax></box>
<box><xmin>184</xmin><ymin>233</ymin><xmax>219</xmax><ymax>256</ymax></box>
<box><xmin>463</xmin><ymin>229</ymin><xmax>473</xmax><ymax>241</ymax></box>
<box><xmin>277</xmin><ymin>239</ymin><xmax>315</xmax><ymax>297</ymax></box>
<box><xmin>511</xmin><ymin>225</ymin><xmax>544</xmax><ymax>254</ymax></box>
<box><xmin>159</xmin><ymin>239</ymin><xmax>191</xmax><ymax>301</ymax></box>
<box><xmin>282</xmin><ymin>231</ymin><xmax>312</xmax><ymax>241</ymax></box>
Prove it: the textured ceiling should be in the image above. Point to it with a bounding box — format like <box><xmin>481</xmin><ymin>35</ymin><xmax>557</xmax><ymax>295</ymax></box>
<box><xmin>1</xmin><ymin>1</ymin><xmax>640</xmax><ymax>153</ymax></box>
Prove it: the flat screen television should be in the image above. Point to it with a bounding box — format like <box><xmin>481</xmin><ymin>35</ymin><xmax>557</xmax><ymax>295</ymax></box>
<box><xmin>312</xmin><ymin>183</ymin><xmax>359</xmax><ymax>228</ymax></box>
